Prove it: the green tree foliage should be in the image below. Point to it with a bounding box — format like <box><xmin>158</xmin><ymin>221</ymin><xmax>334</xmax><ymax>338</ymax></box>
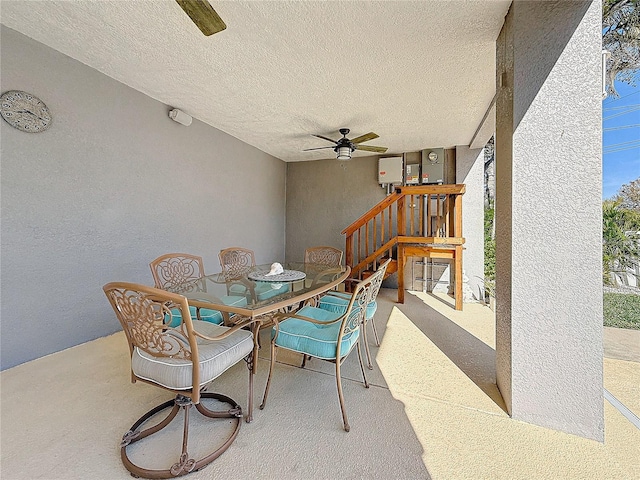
<box><xmin>484</xmin><ymin>204</ymin><xmax>495</xmax><ymax>297</ymax></box>
<box><xmin>603</xmin><ymin>0</ymin><xmax>640</xmax><ymax>96</ymax></box>
<box><xmin>602</xmin><ymin>198</ymin><xmax>640</xmax><ymax>283</ymax></box>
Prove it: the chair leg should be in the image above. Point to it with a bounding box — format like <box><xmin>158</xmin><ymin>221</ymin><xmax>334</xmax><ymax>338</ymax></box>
<box><xmin>246</xmin><ymin>323</ymin><xmax>259</xmax><ymax>423</ymax></box>
<box><xmin>260</xmin><ymin>343</ymin><xmax>277</xmax><ymax>410</ymax></box>
<box><xmin>120</xmin><ymin>393</ymin><xmax>242</xmax><ymax>479</ymax></box>
<box><xmin>335</xmin><ymin>343</ymin><xmax>370</xmax><ymax>433</ymax></box>
<box><xmin>355</xmin><ymin>342</ymin><xmax>370</xmax><ymax>389</ymax></box>
<box><xmin>370</xmin><ymin>316</ymin><xmax>381</xmax><ymax>346</ymax></box>
<box><xmin>301</xmin><ymin>354</ymin><xmax>311</xmax><ymax>368</ymax></box>
<box><xmin>246</xmin><ymin>352</ymin><xmax>255</xmax><ymax>423</ymax></box>
<box><xmin>335</xmin><ymin>357</ymin><xmax>350</xmax><ymax>432</ymax></box>
<box><xmin>361</xmin><ymin>321</ymin><xmax>374</xmax><ymax>370</ymax></box>
<box><xmin>360</xmin><ymin>315</ymin><xmax>380</xmax><ymax>370</ymax></box>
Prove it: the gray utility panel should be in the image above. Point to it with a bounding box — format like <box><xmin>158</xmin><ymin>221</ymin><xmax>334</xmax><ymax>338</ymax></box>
<box><xmin>421</xmin><ymin>148</ymin><xmax>445</xmax><ymax>184</ymax></box>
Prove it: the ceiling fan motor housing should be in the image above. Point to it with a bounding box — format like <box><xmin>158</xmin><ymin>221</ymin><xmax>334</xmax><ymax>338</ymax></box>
<box><xmin>335</xmin><ymin>137</ymin><xmax>356</xmax><ymax>152</ymax></box>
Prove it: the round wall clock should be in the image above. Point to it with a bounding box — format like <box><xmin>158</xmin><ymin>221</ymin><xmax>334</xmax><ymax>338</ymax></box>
<box><xmin>0</xmin><ymin>90</ymin><xmax>52</xmax><ymax>133</ymax></box>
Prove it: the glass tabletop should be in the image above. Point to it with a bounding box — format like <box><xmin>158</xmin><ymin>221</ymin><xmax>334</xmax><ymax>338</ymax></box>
<box><xmin>167</xmin><ymin>262</ymin><xmax>349</xmax><ymax>317</ymax></box>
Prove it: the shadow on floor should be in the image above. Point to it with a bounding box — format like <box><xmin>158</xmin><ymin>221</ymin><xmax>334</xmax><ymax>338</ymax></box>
<box><xmin>379</xmin><ymin>289</ymin><xmax>507</xmax><ymax>413</ymax></box>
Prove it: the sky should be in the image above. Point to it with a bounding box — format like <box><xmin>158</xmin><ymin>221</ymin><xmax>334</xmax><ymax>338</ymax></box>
<box><xmin>602</xmin><ymin>73</ymin><xmax>640</xmax><ymax>199</ymax></box>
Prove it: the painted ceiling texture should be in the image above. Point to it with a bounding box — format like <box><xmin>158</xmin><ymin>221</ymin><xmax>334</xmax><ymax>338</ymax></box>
<box><xmin>1</xmin><ymin>0</ymin><xmax>510</xmax><ymax>162</ymax></box>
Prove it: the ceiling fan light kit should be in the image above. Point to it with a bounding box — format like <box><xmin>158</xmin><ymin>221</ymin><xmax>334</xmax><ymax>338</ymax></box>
<box><xmin>336</xmin><ymin>146</ymin><xmax>352</xmax><ymax>160</ymax></box>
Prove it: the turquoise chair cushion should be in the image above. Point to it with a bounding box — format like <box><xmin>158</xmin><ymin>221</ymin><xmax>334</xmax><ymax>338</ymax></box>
<box><xmin>318</xmin><ymin>292</ymin><xmax>377</xmax><ymax>320</ymax></box>
<box><xmin>165</xmin><ymin>295</ymin><xmax>247</xmax><ymax>327</ymax></box>
<box><xmin>229</xmin><ymin>281</ymin><xmax>290</xmax><ymax>301</ymax></box>
<box><xmin>273</xmin><ymin>305</ymin><xmax>359</xmax><ymax>360</ymax></box>
<box><xmin>221</xmin><ymin>295</ymin><xmax>249</xmax><ymax>308</ymax></box>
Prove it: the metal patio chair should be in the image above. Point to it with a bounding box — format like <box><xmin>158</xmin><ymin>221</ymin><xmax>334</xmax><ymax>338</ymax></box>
<box><xmin>259</xmin><ymin>259</ymin><xmax>389</xmax><ymax>432</ymax></box>
<box><xmin>103</xmin><ymin>282</ymin><xmax>258</xmax><ymax>479</ymax></box>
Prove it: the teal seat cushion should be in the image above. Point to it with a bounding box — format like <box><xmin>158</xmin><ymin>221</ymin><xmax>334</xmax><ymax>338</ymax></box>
<box><xmin>273</xmin><ymin>305</ymin><xmax>359</xmax><ymax>360</ymax></box>
<box><xmin>255</xmin><ymin>281</ymin><xmax>290</xmax><ymax>301</ymax></box>
<box><xmin>221</xmin><ymin>295</ymin><xmax>248</xmax><ymax>308</ymax></box>
<box><xmin>166</xmin><ymin>306</ymin><xmax>223</xmax><ymax>327</ymax></box>
<box><xmin>165</xmin><ymin>295</ymin><xmax>247</xmax><ymax>327</ymax></box>
<box><xmin>229</xmin><ymin>281</ymin><xmax>290</xmax><ymax>301</ymax></box>
<box><xmin>229</xmin><ymin>283</ymin><xmax>249</xmax><ymax>296</ymax></box>
<box><xmin>318</xmin><ymin>292</ymin><xmax>377</xmax><ymax>320</ymax></box>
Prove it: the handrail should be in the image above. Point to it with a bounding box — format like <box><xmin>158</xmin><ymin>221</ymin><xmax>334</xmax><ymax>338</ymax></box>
<box><xmin>343</xmin><ymin>184</ymin><xmax>465</xmax><ymax>279</ymax></box>
<box><xmin>341</xmin><ymin>190</ymin><xmax>402</xmax><ymax>237</ymax></box>
<box><xmin>351</xmin><ymin>238</ymin><xmax>397</xmax><ymax>276</ymax></box>
<box><xmin>396</xmin><ymin>184</ymin><xmax>466</xmax><ymax>195</ymax></box>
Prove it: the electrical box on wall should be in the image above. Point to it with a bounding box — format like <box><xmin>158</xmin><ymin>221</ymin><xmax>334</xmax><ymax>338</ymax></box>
<box><xmin>378</xmin><ymin>156</ymin><xmax>403</xmax><ymax>185</ymax></box>
<box><xmin>405</xmin><ymin>163</ymin><xmax>420</xmax><ymax>184</ymax></box>
<box><xmin>421</xmin><ymin>148</ymin><xmax>445</xmax><ymax>184</ymax></box>
<box><xmin>403</xmin><ymin>151</ymin><xmax>421</xmax><ymax>185</ymax></box>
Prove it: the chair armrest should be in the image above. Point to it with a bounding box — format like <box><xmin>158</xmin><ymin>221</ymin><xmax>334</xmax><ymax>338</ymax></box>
<box><xmin>308</xmin><ymin>267</ymin><xmax>345</xmax><ymax>287</ymax></box>
<box><xmin>275</xmin><ymin>312</ymin><xmax>342</xmax><ymax>327</ymax></box>
<box><xmin>191</xmin><ymin>317</ymin><xmax>262</xmax><ymax>341</ymax></box>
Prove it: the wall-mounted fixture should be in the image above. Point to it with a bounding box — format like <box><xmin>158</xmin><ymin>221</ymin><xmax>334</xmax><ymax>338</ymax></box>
<box><xmin>421</xmin><ymin>148</ymin><xmax>445</xmax><ymax>184</ymax></box>
<box><xmin>378</xmin><ymin>156</ymin><xmax>403</xmax><ymax>194</ymax></box>
<box><xmin>404</xmin><ymin>152</ymin><xmax>421</xmax><ymax>185</ymax></box>
<box><xmin>169</xmin><ymin>108</ymin><xmax>192</xmax><ymax>126</ymax></box>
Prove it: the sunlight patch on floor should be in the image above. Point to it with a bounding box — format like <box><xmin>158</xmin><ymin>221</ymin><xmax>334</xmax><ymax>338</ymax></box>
<box><xmin>377</xmin><ymin>306</ymin><xmax>505</xmax><ymax>415</ymax></box>
<box><xmin>375</xmin><ymin>297</ymin><xmax>640</xmax><ymax>479</ymax></box>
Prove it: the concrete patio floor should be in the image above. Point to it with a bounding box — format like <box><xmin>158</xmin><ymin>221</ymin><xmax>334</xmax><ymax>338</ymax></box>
<box><xmin>1</xmin><ymin>288</ymin><xmax>638</xmax><ymax>479</ymax></box>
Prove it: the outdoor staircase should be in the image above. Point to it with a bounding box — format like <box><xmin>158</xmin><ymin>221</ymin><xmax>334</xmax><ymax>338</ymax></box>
<box><xmin>342</xmin><ymin>184</ymin><xmax>466</xmax><ymax>310</ymax></box>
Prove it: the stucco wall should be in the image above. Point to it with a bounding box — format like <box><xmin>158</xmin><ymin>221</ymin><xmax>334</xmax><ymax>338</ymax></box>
<box><xmin>495</xmin><ymin>0</ymin><xmax>603</xmax><ymax>441</ymax></box>
<box><xmin>285</xmin><ymin>156</ymin><xmax>386</xmax><ymax>262</ymax></box>
<box><xmin>0</xmin><ymin>26</ymin><xmax>286</xmax><ymax>370</ymax></box>
<box><xmin>456</xmin><ymin>146</ymin><xmax>486</xmax><ymax>300</ymax></box>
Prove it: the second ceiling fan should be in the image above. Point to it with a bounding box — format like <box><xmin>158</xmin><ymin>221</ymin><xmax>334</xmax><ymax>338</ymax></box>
<box><xmin>175</xmin><ymin>0</ymin><xmax>226</xmax><ymax>36</ymax></box>
<box><xmin>304</xmin><ymin>128</ymin><xmax>388</xmax><ymax>160</ymax></box>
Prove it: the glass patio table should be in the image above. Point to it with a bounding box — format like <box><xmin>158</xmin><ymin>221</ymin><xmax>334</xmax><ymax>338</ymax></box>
<box><xmin>168</xmin><ymin>262</ymin><xmax>350</xmax><ymax>318</ymax></box>
<box><xmin>166</xmin><ymin>261</ymin><xmax>351</xmax><ymax>421</ymax></box>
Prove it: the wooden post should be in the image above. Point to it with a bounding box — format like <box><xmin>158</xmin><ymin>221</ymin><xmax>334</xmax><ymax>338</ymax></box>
<box><xmin>397</xmin><ymin>195</ymin><xmax>406</xmax><ymax>238</ymax></box>
<box><xmin>454</xmin><ymin>245</ymin><xmax>463</xmax><ymax>310</ymax></box>
<box><xmin>454</xmin><ymin>193</ymin><xmax>463</xmax><ymax>238</ymax></box>
<box><xmin>345</xmin><ymin>235</ymin><xmax>353</xmax><ymax>268</ymax></box>
<box><xmin>398</xmin><ymin>244</ymin><xmax>405</xmax><ymax>303</ymax></box>
<box><xmin>447</xmin><ymin>194</ymin><xmax>455</xmax><ymax>236</ymax></box>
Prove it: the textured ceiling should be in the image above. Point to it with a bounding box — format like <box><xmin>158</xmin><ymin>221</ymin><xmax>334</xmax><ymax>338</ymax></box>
<box><xmin>1</xmin><ymin>0</ymin><xmax>509</xmax><ymax>162</ymax></box>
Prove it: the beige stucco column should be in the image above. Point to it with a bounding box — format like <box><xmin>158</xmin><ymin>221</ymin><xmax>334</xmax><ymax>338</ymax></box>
<box><xmin>495</xmin><ymin>0</ymin><xmax>604</xmax><ymax>441</ymax></box>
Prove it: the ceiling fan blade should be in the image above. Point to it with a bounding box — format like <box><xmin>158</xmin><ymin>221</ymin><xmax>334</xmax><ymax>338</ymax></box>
<box><xmin>175</xmin><ymin>0</ymin><xmax>227</xmax><ymax>36</ymax></box>
<box><xmin>355</xmin><ymin>145</ymin><xmax>388</xmax><ymax>153</ymax></box>
<box><xmin>303</xmin><ymin>146</ymin><xmax>336</xmax><ymax>151</ymax></box>
<box><xmin>312</xmin><ymin>134</ymin><xmax>338</xmax><ymax>144</ymax></box>
<box><xmin>350</xmin><ymin>132</ymin><xmax>379</xmax><ymax>144</ymax></box>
